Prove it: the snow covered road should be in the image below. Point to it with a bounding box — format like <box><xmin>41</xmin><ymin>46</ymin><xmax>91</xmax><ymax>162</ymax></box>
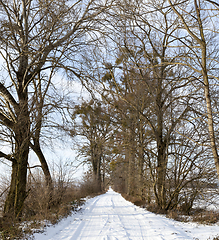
<box><xmin>33</xmin><ymin>188</ymin><xmax>219</xmax><ymax>240</ymax></box>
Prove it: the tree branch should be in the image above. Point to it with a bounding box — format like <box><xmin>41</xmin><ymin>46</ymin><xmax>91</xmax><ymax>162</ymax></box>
<box><xmin>0</xmin><ymin>112</ymin><xmax>15</xmax><ymax>128</ymax></box>
<box><xmin>205</xmin><ymin>0</ymin><xmax>219</xmax><ymax>8</ymax></box>
<box><xmin>0</xmin><ymin>150</ymin><xmax>15</xmax><ymax>162</ymax></box>
<box><xmin>0</xmin><ymin>83</ymin><xmax>19</xmax><ymax>113</ymax></box>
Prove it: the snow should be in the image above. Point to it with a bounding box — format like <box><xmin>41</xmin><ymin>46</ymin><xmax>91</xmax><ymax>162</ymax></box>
<box><xmin>33</xmin><ymin>188</ymin><xmax>219</xmax><ymax>240</ymax></box>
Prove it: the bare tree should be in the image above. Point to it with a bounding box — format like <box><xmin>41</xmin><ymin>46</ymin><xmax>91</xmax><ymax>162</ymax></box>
<box><xmin>97</xmin><ymin>1</ymin><xmax>195</xmax><ymax>208</ymax></box>
<box><xmin>167</xmin><ymin>0</ymin><xmax>219</xmax><ymax>179</ymax></box>
<box><xmin>75</xmin><ymin>0</ymin><xmax>219</xmax><ymax>210</ymax></box>
<box><xmin>0</xmin><ymin>0</ymin><xmax>113</xmax><ymax>218</ymax></box>
<box><xmin>70</xmin><ymin>99</ymin><xmax>112</xmax><ymax>192</ymax></box>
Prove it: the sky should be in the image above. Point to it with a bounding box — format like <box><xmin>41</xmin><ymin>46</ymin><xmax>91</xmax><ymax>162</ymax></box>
<box><xmin>0</xmin><ymin>62</ymin><xmax>91</xmax><ymax>184</ymax></box>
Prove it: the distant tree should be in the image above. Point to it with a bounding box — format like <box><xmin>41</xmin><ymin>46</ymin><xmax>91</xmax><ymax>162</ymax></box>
<box><xmin>71</xmin><ymin>100</ymin><xmax>112</xmax><ymax>192</ymax></box>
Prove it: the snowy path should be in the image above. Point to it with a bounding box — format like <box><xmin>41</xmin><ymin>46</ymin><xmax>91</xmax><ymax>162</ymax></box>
<box><xmin>33</xmin><ymin>188</ymin><xmax>219</xmax><ymax>240</ymax></box>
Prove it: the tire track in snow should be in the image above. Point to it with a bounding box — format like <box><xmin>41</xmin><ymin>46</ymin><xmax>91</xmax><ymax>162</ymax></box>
<box><xmin>110</xmin><ymin>192</ymin><xmax>155</xmax><ymax>240</ymax></box>
<box><xmin>68</xmin><ymin>197</ymin><xmax>101</xmax><ymax>240</ymax></box>
<box><xmin>33</xmin><ymin>188</ymin><xmax>219</xmax><ymax>240</ymax></box>
<box><xmin>109</xmin><ymin>193</ymin><xmax>131</xmax><ymax>239</ymax></box>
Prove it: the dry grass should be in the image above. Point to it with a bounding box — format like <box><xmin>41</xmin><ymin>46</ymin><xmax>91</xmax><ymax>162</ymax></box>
<box><xmin>145</xmin><ymin>202</ymin><xmax>219</xmax><ymax>225</ymax></box>
<box><xmin>0</xmin><ymin>169</ymin><xmax>104</xmax><ymax>240</ymax></box>
<box><xmin>121</xmin><ymin>194</ymin><xmax>147</xmax><ymax>209</ymax></box>
<box><xmin>148</xmin><ymin>204</ymin><xmax>219</xmax><ymax>225</ymax></box>
<box><xmin>122</xmin><ymin>191</ymin><xmax>219</xmax><ymax>225</ymax></box>
<box><xmin>188</xmin><ymin>208</ymin><xmax>219</xmax><ymax>224</ymax></box>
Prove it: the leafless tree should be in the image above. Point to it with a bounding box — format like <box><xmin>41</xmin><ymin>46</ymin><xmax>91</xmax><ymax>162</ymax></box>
<box><xmin>70</xmin><ymin>99</ymin><xmax>112</xmax><ymax>192</ymax></box>
<box><xmin>76</xmin><ymin>0</ymin><xmax>219</xmax><ymax>210</ymax></box>
<box><xmin>0</xmin><ymin>0</ymin><xmax>113</xmax><ymax>218</ymax></box>
<box><xmin>167</xmin><ymin>0</ymin><xmax>219</xmax><ymax>179</ymax></box>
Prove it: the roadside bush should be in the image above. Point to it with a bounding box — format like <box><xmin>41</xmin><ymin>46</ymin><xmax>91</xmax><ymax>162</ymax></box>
<box><xmin>0</xmin><ymin>164</ymin><xmax>106</xmax><ymax>239</ymax></box>
<box><xmin>78</xmin><ymin>170</ymin><xmax>105</xmax><ymax>197</ymax></box>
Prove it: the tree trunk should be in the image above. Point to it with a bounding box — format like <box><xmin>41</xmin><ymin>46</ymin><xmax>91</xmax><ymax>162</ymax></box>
<box><xmin>138</xmin><ymin>118</ymin><xmax>145</xmax><ymax>200</ymax></box>
<box><xmin>138</xmin><ymin>152</ymin><xmax>145</xmax><ymax>199</ymax></box>
<box><xmin>156</xmin><ymin>98</ymin><xmax>167</xmax><ymax>209</ymax></box>
<box><xmin>30</xmin><ymin>141</ymin><xmax>53</xmax><ymax>190</ymax></box>
<box><xmin>127</xmin><ymin>124</ymin><xmax>136</xmax><ymax>196</ymax></box>
<box><xmin>4</xmin><ymin>161</ymin><xmax>18</xmax><ymax>215</ymax></box>
<box><xmin>93</xmin><ymin>161</ymin><xmax>102</xmax><ymax>192</ymax></box>
<box><xmin>4</xmin><ymin>140</ymin><xmax>29</xmax><ymax>218</ymax></box>
<box><xmin>4</xmin><ymin>70</ymin><xmax>30</xmax><ymax>218</ymax></box>
<box><xmin>201</xmin><ymin>45</ymin><xmax>219</xmax><ymax>179</ymax></box>
<box><xmin>127</xmin><ymin>151</ymin><xmax>135</xmax><ymax>196</ymax></box>
<box><xmin>92</xmin><ymin>145</ymin><xmax>102</xmax><ymax>192</ymax></box>
<box><xmin>156</xmin><ymin>140</ymin><xmax>167</xmax><ymax>209</ymax></box>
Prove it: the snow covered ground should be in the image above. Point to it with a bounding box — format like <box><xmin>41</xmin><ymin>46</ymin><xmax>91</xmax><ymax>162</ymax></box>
<box><xmin>33</xmin><ymin>188</ymin><xmax>219</xmax><ymax>240</ymax></box>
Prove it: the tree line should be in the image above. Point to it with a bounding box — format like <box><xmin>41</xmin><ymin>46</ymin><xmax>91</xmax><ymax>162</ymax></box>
<box><xmin>0</xmin><ymin>0</ymin><xmax>219</xmax><ymax>219</ymax></box>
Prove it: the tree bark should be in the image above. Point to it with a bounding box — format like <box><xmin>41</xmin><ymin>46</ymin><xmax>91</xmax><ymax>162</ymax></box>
<box><xmin>127</xmin><ymin>122</ymin><xmax>136</xmax><ymax>196</ymax></box>
<box><xmin>202</xmin><ymin>47</ymin><xmax>219</xmax><ymax>178</ymax></box>
<box><xmin>92</xmin><ymin>144</ymin><xmax>102</xmax><ymax>192</ymax></box>
<box><xmin>30</xmin><ymin>141</ymin><xmax>53</xmax><ymax>190</ymax></box>
<box><xmin>156</xmin><ymin>140</ymin><xmax>167</xmax><ymax>209</ymax></box>
<box><xmin>4</xmin><ymin>91</ymin><xmax>30</xmax><ymax>217</ymax></box>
